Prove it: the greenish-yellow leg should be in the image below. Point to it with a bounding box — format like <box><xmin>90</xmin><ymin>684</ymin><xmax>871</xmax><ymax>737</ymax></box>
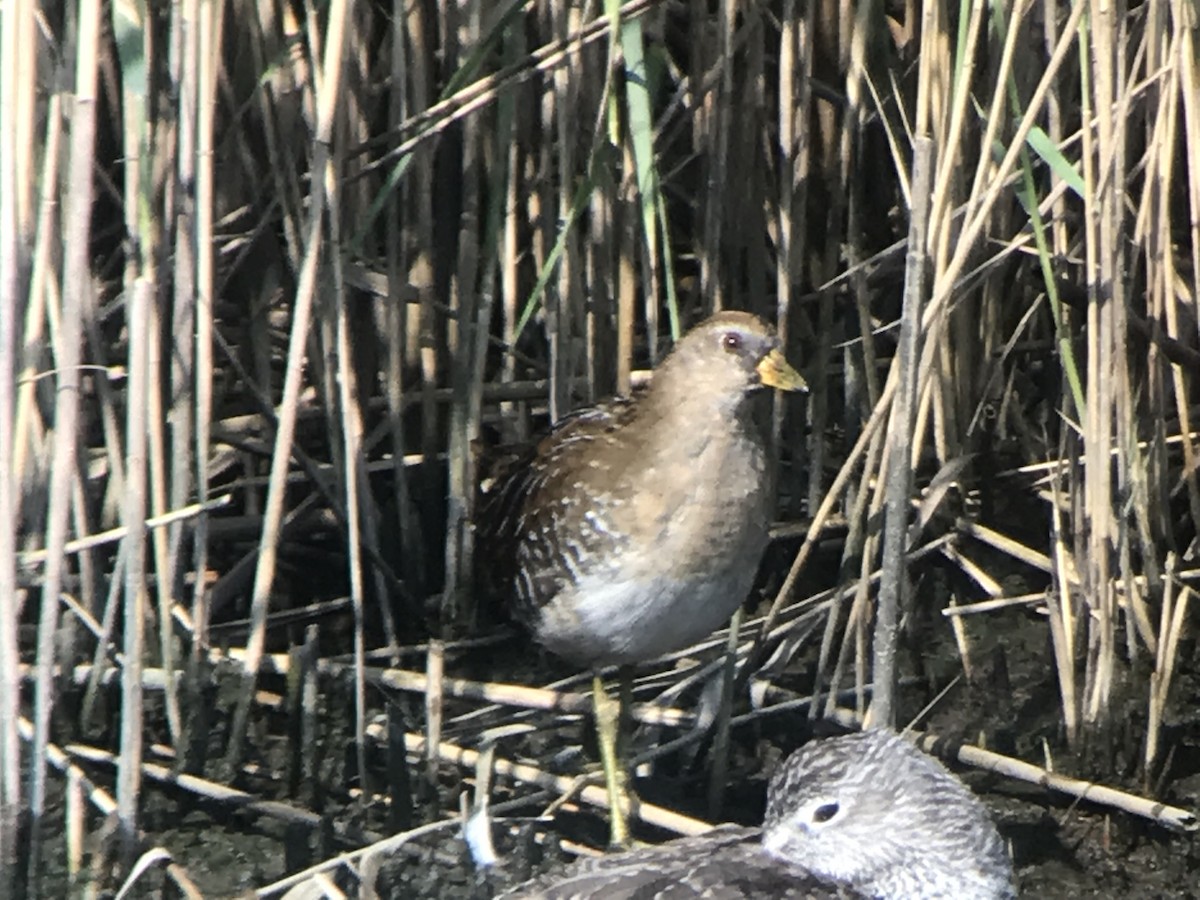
<box><xmin>592</xmin><ymin>673</ymin><xmax>631</xmax><ymax>847</ymax></box>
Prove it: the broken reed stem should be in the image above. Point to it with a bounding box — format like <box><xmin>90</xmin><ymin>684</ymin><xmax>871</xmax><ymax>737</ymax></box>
<box><xmin>16</xmin><ymin>718</ymin><xmax>203</xmax><ymax>898</ymax></box>
<box><xmin>4</xmin><ymin>1</ymin><xmax>1199</xmax><ymax>894</ymax></box>
<box><xmin>825</xmin><ymin>707</ymin><xmax>1198</xmax><ymax>833</ymax></box>
<box><xmin>1146</xmin><ymin>557</ymin><xmax>1193</xmax><ymax>780</ymax></box>
<box><xmin>401</xmin><ymin>731</ymin><xmax>714</xmax><ymax>837</ymax></box>
<box><xmin>424</xmin><ymin>640</ymin><xmax>445</xmax><ymax>793</ymax></box>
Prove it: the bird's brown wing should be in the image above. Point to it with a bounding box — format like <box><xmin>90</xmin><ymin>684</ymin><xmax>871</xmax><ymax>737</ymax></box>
<box><xmin>474</xmin><ymin>399</ymin><xmax>637</xmax><ymax>622</ymax></box>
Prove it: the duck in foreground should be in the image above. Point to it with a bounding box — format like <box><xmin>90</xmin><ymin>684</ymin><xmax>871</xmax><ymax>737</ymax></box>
<box><xmin>478</xmin><ymin>311</ymin><xmax>806</xmax><ymax>845</ymax></box>
<box><xmin>502</xmin><ymin>729</ymin><xmax>1016</xmax><ymax>899</ymax></box>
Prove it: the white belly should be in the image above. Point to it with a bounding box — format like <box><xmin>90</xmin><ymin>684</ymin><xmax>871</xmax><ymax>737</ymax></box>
<box><xmin>535</xmin><ymin>529</ymin><xmax>767</xmax><ymax>668</ymax></box>
<box><xmin>526</xmin><ymin>420</ymin><xmax>773</xmax><ymax>668</ymax></box>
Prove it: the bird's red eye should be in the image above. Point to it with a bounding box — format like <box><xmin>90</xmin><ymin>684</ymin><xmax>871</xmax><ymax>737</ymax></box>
<box><xmin>722</xmin><ymin>332</ymin><xmax>742</xmax><ymax>352</ymax></box>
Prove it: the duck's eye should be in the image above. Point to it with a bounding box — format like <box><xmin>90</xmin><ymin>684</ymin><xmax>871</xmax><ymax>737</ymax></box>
<box><xmin>721</xmin><ymin>332</ymin><xmax>742</xmax><ymax>352</ymax></box>
<box><xmin>812</xmin><ymin>803</ymin><xmax>840</xmax><ymax>823</ymax></box>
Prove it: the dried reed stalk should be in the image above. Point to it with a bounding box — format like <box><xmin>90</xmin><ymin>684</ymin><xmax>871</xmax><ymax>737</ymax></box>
<box><xmin>3</xmin><ymin>0</ymin><xmax>1199</xmax><ymax>893</ymax></box>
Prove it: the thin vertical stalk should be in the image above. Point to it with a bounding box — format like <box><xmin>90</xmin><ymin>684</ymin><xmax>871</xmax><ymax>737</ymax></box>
<box><xmin>1158</xmin><ymin>4</ymin><xmax>1200</xmax><ymax>556</ymax></box>
<box><xmin>190</xmin><ymin>0</ymin><xmax>220</xmax><ymax>662</ymax></box>
<box><xmin>1049</xmin><ymin>466</ymin><xmax>1079</xmax><ymax>744</ymax></box>
<box><xmin>1082</xmin><ymin>0</ymin><xmax>1119</xmax><ymax>726</ymax></box>
<box><xmin>549</xmin><ymin>3</ymin><xmax>580</xmax><ymax>421</ymax></box>
<box><xmin>384</xmin><ymin>0</ymin><xmax>425</xmax><ymax>599</ymax></box>
<box><xmin>9</xmin><ymin>0</ymin><xmax>34</xmax><ymax>245</ymax></box>
<box><xmin>118</xmin><ymin>275</ymin><xmax>151</xmax><ymax>855</ymax></box>
<box><xmin>0</xmin><ymin>0</ymin><xmax>27</xmax><ymax>891</ymax></box>
<box><xmin>412</xmin><ymin>0</ymin><xmax>439</xmax><ymax>568</ymax></box>
<box><xmin>14</xmin><ymin>90</ymin><xmax>62</xmax><ymax>488</ymax></box>
<box><xmin>738</xmin><ymin>10</ymin><xmax>766</xmax><ymax>323</ymax></box>
<box><xmin>145</xmin><ymin>280</ymin><xmax>181</xmax><ymax>744</ymax></box>
<box><xmin>332</xmin><ymin>175</ymin><xmax>370</xmax><ymax>800</ymax></box>
<box><xmin>167</xmin><ymin>0</ymin><xmax>198</xmax><ymax>591</ymax></box>
<box><xmin>1127</xmin><ymin>10</ymin><xmax>1172</xmax><ymax>647</ymax></box>
<box><xmin>776</xmin><ymin>0</ymin><xmax>798</xmax><ymax>485</ymax></box>
<box><xmin>500</xmin><ymin>22</ymin><xmax>523</xmax><ymax>410</ymax></box>
<box><xmin>797</xmin><ymin>0</ymin><xmax>826</xmax><ymax>517</ymax></box>
<box><xmin>26</xmin><ymin>0</ymin><xmax>101</xmax><ymax>884</ymax></box>
<box><xmin>112</xmin><ymin>0</ymin><xmax>155</xmax><ymax>854</ymax></box>
<box><xmin>163</xmin><ymin>0</ymin><xmax>199</xmax><ymax>744</ymax></box>
<box><xmin>620</xmin><ymin>14</ymin><xmax>669</xmax><ymax>340</ymax></box>
<box><xmin>464</xmin><ymin>0</ymin><xmax>515</xmax><ymax>619</ymax></box>
<box><xmin>1177</xmin><ymin>0</ymin><xmax>1200</xmax><ymax>319</ymax></box>
<box><xmin>616</xmin><ymin>137</ymin><xmax>636</xmax><ymax>396</ymax></box>
<box><xmin>844</xmin><ymin>0</ymin><xmax>881</xmax><ymax>409</ymax></box>
<box><xmin>872</xmin><ymin>137</ymin><xmax>934</xmax><ymax>729</ymax></box>
<box><xmin>227</xmin><ymin>0</ymin><xmax>352</xmax><ymax>770</ymax></box>
<box><xmin>699</xmin><ymin>0</ymin><xmax>734</xmax><ymax>313</ymax></box>
<box><xmin>444</xmin><ymin>0</ymin><xmax>484</xmax><ymax>624</ymax></box>
<box><xmin>928</xmin><ymin>0</ymin><xmax>985</xmax><ymax>250</ymax></box>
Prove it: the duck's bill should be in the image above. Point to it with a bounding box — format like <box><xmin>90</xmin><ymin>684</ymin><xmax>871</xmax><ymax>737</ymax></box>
<box><xmin>757</xmin><ymin>349</ymin><xmax>808</xmax><ymax>392</ymax></box>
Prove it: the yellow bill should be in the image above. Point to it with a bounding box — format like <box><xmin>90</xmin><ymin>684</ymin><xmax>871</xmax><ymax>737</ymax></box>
<box><xmin>756</xmin><ymin>348</ymin><xmax>807</xmax><ymax>392</ymax></box>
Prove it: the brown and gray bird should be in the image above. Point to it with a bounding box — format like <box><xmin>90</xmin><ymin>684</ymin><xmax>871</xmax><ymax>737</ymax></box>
<box><xmin>477</xmin><ymin>311</ymin><xmax>806</xmax><ymax>844</ymax></box>
<box><xmin>502</xmin><ymin>729</ymin><xmax>1017</xmax><ymax>900</ymax></box>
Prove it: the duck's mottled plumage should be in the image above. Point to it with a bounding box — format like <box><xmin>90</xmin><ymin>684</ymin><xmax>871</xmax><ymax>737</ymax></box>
<box><xmin>502</xmin><ymin>730</ymin><xmax>1016</xmax><ymax>900</ymax></box>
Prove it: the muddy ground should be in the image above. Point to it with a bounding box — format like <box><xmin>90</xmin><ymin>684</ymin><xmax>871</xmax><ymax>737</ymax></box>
<box><xmin>40</xmin><ymin>547</ymin><xmax>1199</xmax><ymax>900</ymax></box>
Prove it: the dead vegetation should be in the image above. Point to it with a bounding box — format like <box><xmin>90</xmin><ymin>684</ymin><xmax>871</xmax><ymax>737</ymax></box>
<box><xmin>1</xmin><ymin>0</ymin><xmax>1198</xmax><ymax>895</ymax></box>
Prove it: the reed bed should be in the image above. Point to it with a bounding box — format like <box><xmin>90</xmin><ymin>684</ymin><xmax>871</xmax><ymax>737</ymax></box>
<box><xmin>1</xmin><ymin>0</ymin><xmax>1197</xmax><ymax>895</ymax></box>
